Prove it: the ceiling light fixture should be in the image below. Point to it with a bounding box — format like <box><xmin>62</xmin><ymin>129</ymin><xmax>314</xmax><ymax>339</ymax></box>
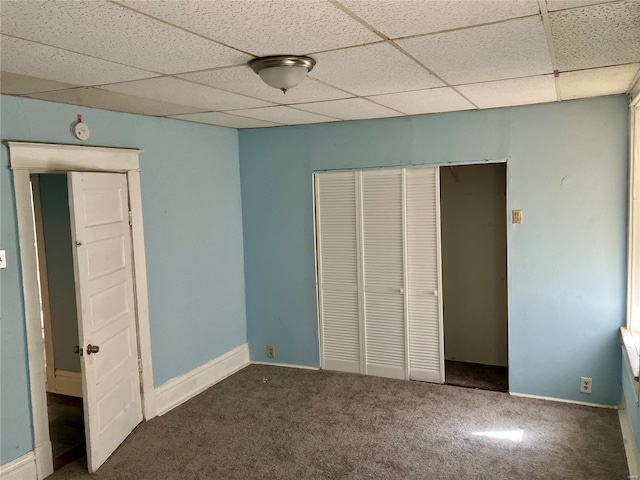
<box><xmin>249</xmin><ymin>55</ymin><xmax>316</xmax><ymax>94</ymax></box>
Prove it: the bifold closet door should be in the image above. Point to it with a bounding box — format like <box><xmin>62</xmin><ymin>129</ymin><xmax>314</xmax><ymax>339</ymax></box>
<box><xmin>406</xmin><ymin>167</ymin><xmax>444</xmax><ymax>383</ymax></box>
<box><xmin>315</xmin><ymin>171</ymin><xmax>361</xmax><ymax>373</ymax></box>
<box><xmin>361</xmin><ymin>169</ymin><xmax>406</xmax><ymax>379</ymax></box>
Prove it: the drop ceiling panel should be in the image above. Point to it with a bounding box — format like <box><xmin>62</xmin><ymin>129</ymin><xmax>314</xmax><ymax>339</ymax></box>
<box><xmin>397</xmin><ymin>16</ymin><xmax>553</xmax><ymax>85</ymax></box>
<box><xmin>546</xmin><ymin>0</ymin><xmax>614</xmax><ymax>12</ymax></box>
<box><xmin>0</xmin><ymin>0</ymin><xmax>249</xmax><ymax>74</ymax></box>
<box><xmin>340</xmin><ymin>0</ymin><xmax>540</xmax><ymax>38</ymax></box>
<box><xmin>0</xmin><ymin>72</ymin><xmax>77</xmax><ymax>95</ymax></box>
<box><xmin>225</xmin><ymin>106</ymin><xmax>337</xmax><ymax>125</ymax></box>
<box><xmin>28</xmin><ymin>87</ymin><xmax>208</xmax><ymax>117</ymax></box>
<box><xmin>456</xmin><ymin>75</ymin><xmax>556</xmax><ymax>108</ymax></box>
<box><xmin>558</xmin><ymin>63</ymin><xmax>640</xmax><ymax>100</ymax></box>
<box><xmin>0</xmin><ymin>36</ymin><xmax>154</xmax><ymax>86</ymax></box>
<box><xmin>177</xmin><ymin>67</ymin><xmax>353</xmax><ymax>104</ymax></box>
<box><xmin>116</xmin><ymin>0</ymin><xmax>380</xmax><ymax>56</ymax></box>
<box><xmin>169</xmin><ymin>112</ymin><xmax>282</xmax><ymax>129</ymax></box>
<box><xmin>310</xmin><ymin>42</ymin><xmax>444</xmax><ymax>96</ymax></box>
<box><xmin>550</xmin><ymin>2</ymin><xmax>640</xmax><ymax>71</ymax></box>
<box><xmin>369</xmin><ymin>87</ymin><xmax>475</xmax><ymax>115</ymax></box>
<box><xmin>101</xmin><ymin>77</ymin><xmax>272</xmax><ymax>111</ymax></box>
<box><xmin>294</xmin><ymin>98</ymin><xmax>402</xmax><ymax>120</ymax></box>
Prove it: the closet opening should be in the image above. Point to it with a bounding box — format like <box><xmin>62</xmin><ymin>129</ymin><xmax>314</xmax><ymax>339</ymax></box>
<box><xmin>439</xmin><ymin>163</ymin><xmax>508</xmax><ymax>392</ymax></box>
<box><xmin>31</xmin><ymin>174</ymin><xmax>87</xmax><ymax>470</ymax></box>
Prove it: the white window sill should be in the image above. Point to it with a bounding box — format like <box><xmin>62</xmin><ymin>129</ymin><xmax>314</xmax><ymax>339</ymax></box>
<box><xmin>621</xmin><ymin>327</ymin><xmax>640</xmax><ymax>401</ymax></box>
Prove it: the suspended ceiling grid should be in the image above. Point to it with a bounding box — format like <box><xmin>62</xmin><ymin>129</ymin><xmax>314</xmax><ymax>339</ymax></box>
<box><xmin>0</xmin><ymin>0</ymin><xmax>638</xmax><ymax>128</ymax></box>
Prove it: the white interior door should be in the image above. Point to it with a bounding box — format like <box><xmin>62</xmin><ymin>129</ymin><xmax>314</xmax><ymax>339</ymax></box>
<box><xmin>315</xmin><ymin>172</ymin><xmax>362</xmax><ymax>373</ymax></box>
<box><xmin>361</xmin><ymin>169</ymin><xmax>406</xmax><ymax>380</ymax></box>
<box><xmin>68</xmin><ymin>171</ymin><xmax>142</xmax><ymax>473</ymax></box>
<box><xmin>406</xmin><ymin>167</ymin><xmax>444</xmax><ymax>383</ymax></box>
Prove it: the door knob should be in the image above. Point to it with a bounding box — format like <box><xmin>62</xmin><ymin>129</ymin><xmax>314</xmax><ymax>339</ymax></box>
<box><xmin>86</xmin><ymin>344</ymin><xmax>100</xmax><ymax>355</ymax></box>
<box><xmin>73</xmin><ymin>345</ymin><xmax>83</xmax><ymax>356</ymax></box>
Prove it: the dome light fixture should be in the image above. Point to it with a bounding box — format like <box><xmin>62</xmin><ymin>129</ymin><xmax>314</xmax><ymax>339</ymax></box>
<box><xmin>248</xmin><ymin>55</ymin><xmax>316</xmax><ymax>94</ymax></box>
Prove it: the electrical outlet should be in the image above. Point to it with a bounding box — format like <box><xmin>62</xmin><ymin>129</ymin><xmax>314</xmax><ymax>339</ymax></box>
<box><xmin>580</xmin><ymin>377</ymin><xmax>592</xmax><ymax>394</ymax></box>
<box><xmin>267</xmin><ymin>345</ymin><xmax>275</xmax><ymax>358</ymax></box>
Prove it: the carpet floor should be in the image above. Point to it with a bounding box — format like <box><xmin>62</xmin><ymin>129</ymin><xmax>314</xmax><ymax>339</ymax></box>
<box><xmin>51</xmin><ymin>365</ymin><xmax>628</xmax><ymax>480</ymax></box>
<box><xmin>445</xmin><ymin>360</ymin><xmax>509</xmax><ymax>392</ymax></box>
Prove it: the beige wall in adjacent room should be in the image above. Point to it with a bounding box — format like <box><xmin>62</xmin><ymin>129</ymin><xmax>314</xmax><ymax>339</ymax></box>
<box><xmin>440</xmin><ymin>163</ymin><xmax>508</xmax><ymax>366</ymax></box>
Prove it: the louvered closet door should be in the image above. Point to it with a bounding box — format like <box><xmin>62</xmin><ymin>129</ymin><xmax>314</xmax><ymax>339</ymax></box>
<box><xmin>406</xmin><ymin>167</ymin><xmax>444</xmax><ymax>383</ymax></box>
<box><xmin>316</xmin><ymin>172</ymin><xmax>361</xmax><ymax>373</ymax></box>
<box><xmin>361</xmin><ymin>169</ymin><xmax>406</xmax><ymax>380</ymax></box>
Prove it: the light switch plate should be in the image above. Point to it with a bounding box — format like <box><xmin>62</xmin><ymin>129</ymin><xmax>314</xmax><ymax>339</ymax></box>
<box><xmin>0</xmin><ymin>250</ymin><xmax>6</xmax><ymax>269</ymax></box>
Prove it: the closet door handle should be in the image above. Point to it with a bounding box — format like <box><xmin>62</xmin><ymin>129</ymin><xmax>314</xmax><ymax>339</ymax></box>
<box><xmin>398</xmin><ymin>288</ymin><xmax>404</xmax><ymax>294</ymax></box>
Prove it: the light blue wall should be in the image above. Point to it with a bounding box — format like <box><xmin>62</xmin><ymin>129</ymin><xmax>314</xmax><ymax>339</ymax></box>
<box><xmin>0</xmin><ymin>95</ymin><xmax>247</xmax><ymax>465</ymax></box>
<box><xmin>38</xmin><ymin>174</ymin><xmax>80</xmax><ymax>373</ymax></box>
<box><xmin>239</xmin><ymin>96</ymin><xmax>629</xmax><ymax>407</ymax></box>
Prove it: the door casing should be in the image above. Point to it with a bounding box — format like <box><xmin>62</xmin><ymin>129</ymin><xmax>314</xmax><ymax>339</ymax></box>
<box><xmin>7</xmin><ymin>142</ymin><xmax>155</xmax><ymax>479</ymax></box>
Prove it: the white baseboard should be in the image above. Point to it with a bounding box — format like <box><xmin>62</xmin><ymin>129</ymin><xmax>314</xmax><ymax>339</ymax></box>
<box><xmin>510</xmin><ymin>392</ymin><xmax>618</xmax><ymax>409</ymax></box>
<box><xmin>48</xmin><ymin>369</ymin><xmax>82</xmax><ymax>398</ymax></box>
<box><xmin>153</xmin><ymin>343</ymin><xmax>250</xmax><ymax>417</ymax></box>
<box><xmin>0</xmin><ymin>451</ymin><xmax>37</xmax><ymax>480</ymax></box>
<box><xmin>252</xmin><ymin>361</ymin><xmax>320</xmax><ymax>371</ymax></box>
<box><xmin>619</xmin><ymin>395</ymin><xmax>640</xmax><ymax>478</ymax></box>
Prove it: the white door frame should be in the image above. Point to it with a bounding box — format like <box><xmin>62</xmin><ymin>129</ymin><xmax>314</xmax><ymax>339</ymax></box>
<box><xmin>7</xmin><ymin>142</ymin><xmax>155</xmax><ymax>479</ymax></box>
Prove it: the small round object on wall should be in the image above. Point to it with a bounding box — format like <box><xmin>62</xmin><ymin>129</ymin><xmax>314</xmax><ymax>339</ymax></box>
<box><xmin>71</xmin><ymin>115</ymin><xmax>90</xmax><ymax>141</ymax></box>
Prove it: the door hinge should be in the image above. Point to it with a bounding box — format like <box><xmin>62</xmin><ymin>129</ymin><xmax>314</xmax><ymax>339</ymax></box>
<box><xmin>129</xmin><ymin>211</ymin><xmax>133</xmax><ymax>226</ymax></box>
<box><xmin>138</xmin><ymin>358</ymin><xmax>143</xmax><ymax>373</ymax></box>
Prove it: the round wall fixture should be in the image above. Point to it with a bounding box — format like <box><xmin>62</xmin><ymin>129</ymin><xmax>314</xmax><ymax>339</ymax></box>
<box><xmin>71</xmin><ymin>114</ymin><xmax>90</xmax><ymax>141</ymax></box>
<box><xmin>248</xmin><ymin>55</ymin><xmax>316</xmax><ymax>93</ymax></box>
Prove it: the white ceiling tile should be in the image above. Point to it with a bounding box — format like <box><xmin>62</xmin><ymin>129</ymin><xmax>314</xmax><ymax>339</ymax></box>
<box><xmin>368</xmin><ymin>87</ymin><xmax>474</xmax><ymax>115</ymax></box>
<box><xmin>177</xmin><ymin>66</ymin><xmax>353</xmax><ymax>105</ymax></box>
<box><xmin>310</xmin><ymin>43</ymin><xmax>444</xmax><ymax>96</ymax></box>
<box><xmin>28</xmin><ymin>87</ymin><xmax>208</xmax><ymax>117</ymax></box>
<box><xmin>456</xmin><ymin>75</ymin><xmax>557</xmax><ymax>108</ymax></box>
<box><xmin>168</xmin><ymin>112</ymin><xmax>282</xmax><ymax>129</ymax></box>
<box><xmin>100</xmin><ymin>77</ymin><xmax>272</xmax><ymax>111</ymax></box>
<box><xmin>294</xmin><ymin>98</ymin><xmax>402</xmax><ymax>120</ymax></box>
<box><xmin>0</xmin><ymin>0</ymin><xmax>248</xmax><ymax>74</ymax></box>
<box><xmin>225</xmin><ymin>106</ymin><xmax>337</xmax><ymax>125</ymax></box>
<box><xmin>558</xmin><ymin>64</ymin><xmax>640</xmax><ymax>100</ymax></box>
<box><xmin>397</xmin><ymin>16</ymin><xmax>553</xmax><ymax>85</ymax></box>
<box><xmin>546</xmin><ymin>0</ymin><xmax>614</xmax><ymax>12</ymax></box>
<box><xmin>0</xmin><ymin>35</ymin><xmax>154</xmax><ymax>86</ymax></box>
<box><xmin>550</xmin><ymin>2</ymin><xmax>640</xmax><ymax>71</ymax></box>
<box><xmin>0</xmin><ymin>72</ymin><xmax>77</xmax><ymax>95</ymax></box>
<box><xmin>115</xmin><ymin>0</ymin><xmax>380</xmax><ymax>56</ymax></box>
<box><xmin>341</xmin><ymin>0</ymin><xmax>540</xmax><ymax>38</ymax></box>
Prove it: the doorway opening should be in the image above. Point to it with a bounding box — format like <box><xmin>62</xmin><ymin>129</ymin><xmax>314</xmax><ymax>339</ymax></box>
<box><xmin>9</xmin><ymin>142</ymin><xmax>153</xmax><ymax>478</ymax></box>
<box><xmin>31</xmin><ymin>174</ymin><xmax>86</xmax><ymax>470</ymax></box>
<box><xmin>439</xmin><ymin>163</ymin><xmax>508</xmax><ymax>392</ymax></box>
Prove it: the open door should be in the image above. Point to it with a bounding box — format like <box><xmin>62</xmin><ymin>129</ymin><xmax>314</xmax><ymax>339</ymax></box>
<box><xmin>68</xmin><ymin>171</ymin><xmax>142</xmax><ymax>473</ymax></box>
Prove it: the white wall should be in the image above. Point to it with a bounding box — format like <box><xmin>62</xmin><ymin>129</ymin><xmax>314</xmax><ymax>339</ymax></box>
<box><xmin>441</xmin><ymin>163</ymin><xmax>508</xmax><ymax>366</ymax></box>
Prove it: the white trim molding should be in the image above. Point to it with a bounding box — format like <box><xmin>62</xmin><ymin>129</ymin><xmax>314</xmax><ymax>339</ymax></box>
<box><xmin>152</xmin><ymin>343</ymin><xmax>250</xmax><ymax>417</ymax></box>
<box><xmin>7</xmin><ymin>142</ymin><xmax>141</xmax><ymax>172</ymax></box>
<box><xmin>50</xmin><ymin>369</ymin><xmax>83</xmax><ymax>398</ymax></box>
<box><xmin>0</xmin><ymin>452</ymin><xmax>37</xmax><ymax>480</ymax></box>
<box><xmin>619</xmin><ymin>395</ymin><xmax>640</xmax><ymax>478</ymax></box>
<box><xmin>252</xmin><ymin>361</ymin><xmax>320</xmax><ymax>371</ymax></box>
<box><xmin>510</xmin><ymin>392</ymin><xmax>618</xmax><ymax>409</ymax></box>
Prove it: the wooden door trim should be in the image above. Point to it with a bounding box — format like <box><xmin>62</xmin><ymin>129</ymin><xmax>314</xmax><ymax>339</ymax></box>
<box><xmin>7</xmin><ymin>142</ymin><xmax>154</xmax><ymax>479</ymax></box>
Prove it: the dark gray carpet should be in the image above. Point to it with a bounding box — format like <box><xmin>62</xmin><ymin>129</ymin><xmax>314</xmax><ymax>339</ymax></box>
<box><xmin>445</xmin><ymin>360</ymin><xmax>509</xmax><ymax>392</ymax></box>
<box><xmin>51</xmin><ymin>365</ymin><xmax>628</xmax><ymax>480</ymax></box>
